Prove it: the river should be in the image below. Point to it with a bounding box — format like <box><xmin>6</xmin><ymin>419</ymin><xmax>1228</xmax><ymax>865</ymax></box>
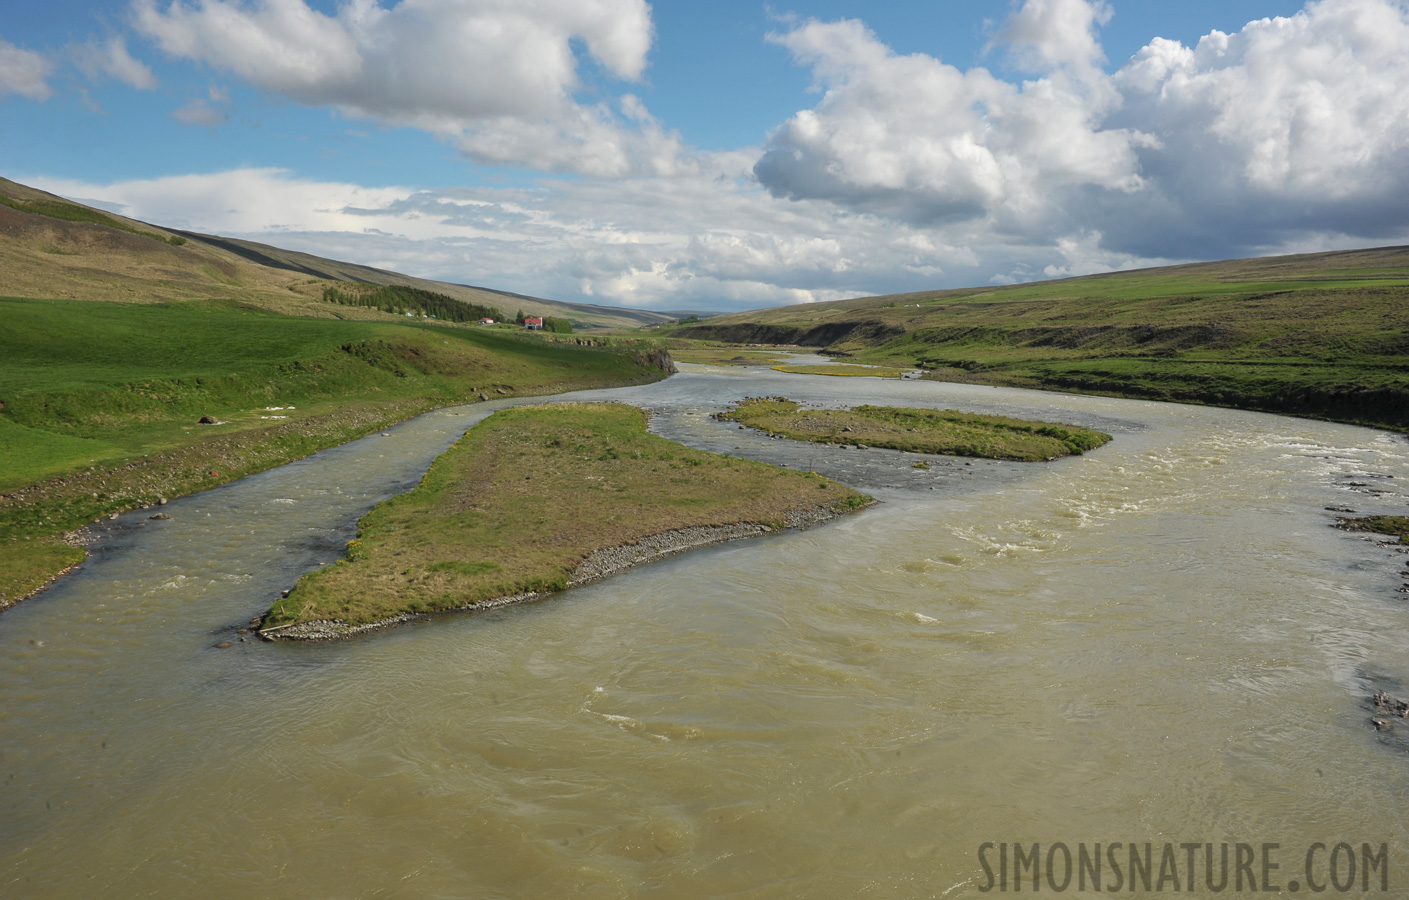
<box><xmin>2</xmin><ymin>364</ymin><xmax>1408</xmax><ymax>898</ymax></box>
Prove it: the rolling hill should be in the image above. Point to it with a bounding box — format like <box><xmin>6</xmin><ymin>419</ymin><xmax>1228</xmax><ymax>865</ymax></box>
<box><xmin>670</xmin><ymin>246</ymin><xmax>1409</xmax><ymax>432</ymax></box>
<box><xmin>0</xmin><ymin>175</ymin><xmax>679</xmax><ymax>608</ymax></box>
<box><xmin>0</xmin><ymin>176</ymin><xmax>675</xmax><ymax>330</ymax></box>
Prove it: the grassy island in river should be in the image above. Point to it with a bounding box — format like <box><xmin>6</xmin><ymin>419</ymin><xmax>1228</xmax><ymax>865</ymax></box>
<box><xmin>719</xmin><ymin>397</ymin><xmax>1112</xmax><ymax>461</ymax></box>
<box><xmin>770</xmin><ymin>364</ymin><xmax>910</xmax><ymax>378</ymax></box>
<box><xmin>260</xmin><ymin>402</ymin><xmax>870</xmax><ymax>638</ymax></box>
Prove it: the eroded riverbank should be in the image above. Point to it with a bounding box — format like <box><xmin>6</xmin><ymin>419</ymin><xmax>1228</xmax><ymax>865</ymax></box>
<box><xmin>262</xmin><ymin>505</ymin><xmax>862</xmax><ymax>641</ymax></box>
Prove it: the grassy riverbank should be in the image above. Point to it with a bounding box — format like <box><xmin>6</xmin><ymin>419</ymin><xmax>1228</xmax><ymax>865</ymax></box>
<box><xmin>0</xmin><ymin>298</ymin><xmax>675</xmax><ymax>609</ymax></box>
<box><xmin>719</xmin><ymin>397</ymin><xmax>1111</xmax><ymax>461</ymax></box>
<box><xmin>667</xmin><ymin>246</ymin><xmax>1409</xmax><ymax>432</ymax></box>
<box><xmin>262</xmin><ymin>402</ymin><xmax>869</xmax><ymax>634</ymax></box>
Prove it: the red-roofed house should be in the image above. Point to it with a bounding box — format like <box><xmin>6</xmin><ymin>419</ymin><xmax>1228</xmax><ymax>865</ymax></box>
<box><xmin>524</xmin><ymin>316</ymin><xmax>544</xmax><ymax>331</ymax></box>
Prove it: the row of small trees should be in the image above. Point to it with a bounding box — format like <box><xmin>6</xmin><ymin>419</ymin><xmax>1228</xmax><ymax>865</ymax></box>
<box><xmin>322</xmin><ymin>284</ymin><xmax>506</xmax><ymax>324</ymax></box>
<box><xmin>320</xmin><ymin>285</ymin><xmax>577</xmax><ymax>334</ymax></box>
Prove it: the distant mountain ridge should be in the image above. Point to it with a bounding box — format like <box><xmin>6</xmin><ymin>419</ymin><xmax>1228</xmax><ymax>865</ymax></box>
<box><xmin>0</xmin><ymin>176</ymin><xmax>675</xmax><ymax>330</ymax></box>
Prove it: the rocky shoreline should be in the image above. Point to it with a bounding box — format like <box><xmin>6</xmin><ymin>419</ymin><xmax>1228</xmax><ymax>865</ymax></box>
<box><xmin>258</xmin><ymin>503</ymin><xmax>866</xmax><ymax>642</ymax></box>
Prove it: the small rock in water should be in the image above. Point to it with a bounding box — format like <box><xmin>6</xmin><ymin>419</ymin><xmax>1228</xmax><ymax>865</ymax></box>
<box><xmin>158</xmin><ymin>498</ymin><xmax>168</xmax><ymax>505</ymax></box>
<box><xmin>1374</xmin><ymin>690</ymin><xmax>1409</xmax><ymax>717</ymax></box>
<box><xmin>213</xmin><ymin>641</ymin><xmax>233</xmax><ymax>649</ymax></box>
<box><xmin>149</xmin><ymin>513</ymin><xmax>169</xmax><ymax>520</ymax></box>
<box><xmin>108</xmin><ymin>512</ymin><xmax>119</xmax><ymax>520</ymax></box>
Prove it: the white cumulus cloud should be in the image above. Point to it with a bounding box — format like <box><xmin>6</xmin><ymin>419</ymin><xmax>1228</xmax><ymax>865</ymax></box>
<box><xmin>1104</xmin><ymin>0</ymin><xmax>1409</xmax><ymax>256</ymax></box>
<box><xmin>0</xmin><ymin>36</ymin><xmax>55</xmax><ymax>100</ymax></box>
<box><xmin>71</xmin><ymin>35</ymin><xmax>158</xmax><ymax>89</ymax></box>
<box><xmin>130</xmin><ymin>0</ymin><xmax>687</xmax><ymax>176</ymax></box>
<box><xmin>754</xmin><ymin>14</ymin><xmax>1152</xmax><ymax>235</ymax></box>
<box><xmin>995</xmin><ymin>0</ymin><xmax>1112</xmax><ymax>76</ymax></box>
<box><xmin>755</xmin><ymin>0</ymin><xmax>1409</xmax><ymax>266</ymax></box>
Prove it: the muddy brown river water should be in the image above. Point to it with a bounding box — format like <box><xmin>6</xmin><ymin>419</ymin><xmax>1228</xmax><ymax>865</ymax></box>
<box><xmin>3</xmin><ymin>364</ymin><xmax>1409</xmax><ymax>898</ymax></box>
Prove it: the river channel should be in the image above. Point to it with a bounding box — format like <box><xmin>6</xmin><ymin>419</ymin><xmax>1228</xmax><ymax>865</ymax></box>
<box><xmin>3</xmin><ymin>363</ymin><xmax>1409</xmax><ymax>897</ymax></box>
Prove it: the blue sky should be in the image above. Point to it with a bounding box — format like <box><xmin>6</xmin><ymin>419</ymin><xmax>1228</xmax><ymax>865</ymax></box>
<box><xmin>3</xmin><ymin>0</ymin><xmax>1407</xmax><ymax>311</ymax></box>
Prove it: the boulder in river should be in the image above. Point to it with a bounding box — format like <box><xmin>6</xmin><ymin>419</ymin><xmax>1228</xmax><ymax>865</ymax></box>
<box><xmin>1374</xmin><ymin>690</ymin><xmax>1409</xmax><ymax>717</ymax></box>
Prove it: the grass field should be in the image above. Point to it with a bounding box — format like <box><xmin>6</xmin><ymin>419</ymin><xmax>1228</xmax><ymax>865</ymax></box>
<box><xmin>0</xmin><ymin>298</ymin><xmax>674</xmax><ymax>608</ymax></box>
<box><xmin>719</xmin><ymin>397</ymin><xmax>1111</xmax><ymax>461</ymax></box>
<box><xmin>667</xmin><ymin>246</ymin><xmax>1409</xmax><ymax>432</ymax></box>
<box><xmin>263</xmin><ymin>403</ymin><xmax>868</xmax><ymax>630</ymax></box>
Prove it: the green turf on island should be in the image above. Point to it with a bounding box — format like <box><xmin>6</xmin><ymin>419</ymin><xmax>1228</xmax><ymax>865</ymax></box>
<box><xmin>1338</xmin><ymin>516</ymin><xmax>1409</xmax><ymax>543</ymax></box>
<box><xmin>719</xmin><ymin>397</ymin><xmax>1111</xmax><ymax>461</ymax></box>
<box><xmin>261</xmin><ymin>402</ymin><xmax>869</xmax><ymax>633</ymax></box>
<box><xmin>769</xmin><ymin>364</ymin><xmax>908</xmax><ymax>378</ymax></box>
<box><xmin>0</xmin><ymin>297</ymin><xmax>675</xmax><ymax>610</ymax></box>
<box><xmin>668</xmin><ymin>348</ymin><xmax>789</xmax><ymax>366</ymax></box>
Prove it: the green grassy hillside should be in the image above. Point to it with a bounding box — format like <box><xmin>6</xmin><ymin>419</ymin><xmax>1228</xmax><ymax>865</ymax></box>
<box><xmin>0</xmin><ymin>297</ymin><xmax>674</xmax><ymax>608</ymax></box>
<box><xmin>670</xmin><ymin>246</ymin><xmax>1409</xmax><ymax>431</ymax></box>
<box><xmin>0</xmin><ymin>176</ymin><xmax>674</xmax><ymax>330</ymax></box>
